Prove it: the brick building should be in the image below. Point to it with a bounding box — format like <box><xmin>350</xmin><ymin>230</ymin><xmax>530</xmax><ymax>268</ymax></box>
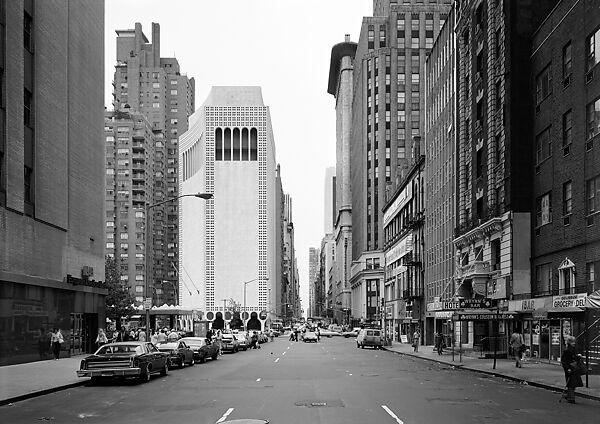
<box><xmin>0</xmin><ymin>0</ymin><xmax>106</xmax><ymax>364</ymax></box>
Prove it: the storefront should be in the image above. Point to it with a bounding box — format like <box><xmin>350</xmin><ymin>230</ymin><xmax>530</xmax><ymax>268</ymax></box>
<box><xmin>509</xmin><ymin>294</ymin><xmax>587</xmax><ymax>363</ymax></box>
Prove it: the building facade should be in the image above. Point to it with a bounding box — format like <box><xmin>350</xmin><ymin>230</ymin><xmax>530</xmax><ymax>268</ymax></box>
<box><xmin>454</xmin><ymin>0</ymin><xmax>558</xmax><ymax>349</ymax></box>
<box><xmin>383</xmin><ymin>151</ymin><xmax>425</xmax><ymax>342</ymax></box>
<box><xmin>348</xmin><ymin>0</ymin><xmax>451</xmax><ymax>327</ymax></box>
<box><xmin>308</xmin><ymin>247</ymin><xmax>320</xmax><ymax>318</ymax></box>
<box><xmin>423</xmin><ymin>4</ymin><xmax>456</xmax><ymax>345</ymax></box>
<box><xmin>0</xmin><ymin>0</ymin><xmax>106</xmax><ymax>365</ymax></box>
<box><xmin>526</xmin><ymin>0</ymin><xmax>600</xmax><ymax>363</ymax></box>
<box><xmin>328</xmin><ymin>35</ymin><xmax>356</xmax><ymax>325</ymax></box>
<box><xmin>179</xmin><ymin>87</ymin><xmax>278</xmax><ymax>331</ymax></box>
<box><xmin>112</xmin><ymin>23</ymin><xmax>195</xmax><ymax>306</ymax></box>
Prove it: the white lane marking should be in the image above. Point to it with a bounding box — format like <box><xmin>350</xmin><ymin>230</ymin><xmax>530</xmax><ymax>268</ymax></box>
<box><xmin>216</xmin><ymin>407</ymin><xmax>234</xmax><ymax>423</ymax></box>
<box><xmin>349</xmin><ymin>373</ymin><xmax>353</xmax><ymax>376</ymax></box>
<box><xmin>275</xmin><ymin>357</ymin><xmax>280</xmax><ymax>363</ymax></box>
<box><xmin>256</xmin><ymin>378</ymin><xmax>261</xmax><ymax>382</ymax></box>
<box><xmin>282</xmin><ymin>351</ymin><xmax>286</xmax><ymax>356</ymax></box>
<box><xmin>382</xmin><ymin>405</ymin><xmax>404</xmax><ymax>424</ymax></box>
<box><xmin>287</xmin><ymin>347</ymin><xmax>290</xmax><ymax>350</ymax></box>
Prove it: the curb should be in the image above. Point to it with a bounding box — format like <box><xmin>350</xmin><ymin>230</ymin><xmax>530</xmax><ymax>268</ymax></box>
<box><xmin>0</xmin><ymin>381</ymin><xmax>87</xmax><ymax>407</ymax></box>
<box><xmin>382</xmin><ymin>347</ymin><xmax>600</xmax><ymax>402</ymax></box>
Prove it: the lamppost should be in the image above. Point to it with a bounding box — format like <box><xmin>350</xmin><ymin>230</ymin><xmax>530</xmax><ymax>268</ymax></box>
<box><xmin>145</xmin><ymin>192</ymin><xmax>212</xmax><ymax>341</ymax></box>
<box><xmin>243</xmin><ymin>277</ymin><xmax>269</xmax><ymax>331</ymax></box>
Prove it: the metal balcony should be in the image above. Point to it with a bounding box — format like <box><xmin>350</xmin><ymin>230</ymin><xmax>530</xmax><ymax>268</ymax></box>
<box><xmin>456</xmin><ymin>261</ymin><xmax>491</xmax><ymax>279</ymax></box>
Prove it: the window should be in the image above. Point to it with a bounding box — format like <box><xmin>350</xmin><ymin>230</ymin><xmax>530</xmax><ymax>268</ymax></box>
<box><xmin>563</xmin><ymin>109</ymin><xmax>572</xmax><ymax>148</ymax></box>
<box><xmin>535</xmin><ymin>263</ymin><xmax>552</xmax><ymax>295</ymax></box>
<box><xmin>586</xmin><ymin>175</ymin><xmax>600</xmax><ymax>216</ymax></box>
<box><xmin>368</xmin><ymin>25</ymin><xmax>374</xmax><ymax>49</ymax></box>
<box><xmin>152</xmin><ymin>102</ymin><xmax>160</xmax><ymax>108</ymax></box>
<box><xmin>379</xmin><ymin>25</ymin><xmax>386</xmax><ymax>48</ymax></box>
<box><xmin>563</xmin><ymin>181</ymin><xmax>572</xmax><ymax>216</ymax></box>
<box><xmin>587</xmin><ymin>28</ymin><xmax>600</xmax><ymax>72</ymax></box>
<box><xmin>152</xmin><ymin>82</ymin><xmax>160</xmax><ymax>88</ymax></box>
<box><xmin>24</xmin><ymin>166</ymin><xmax>33</xmax><ymax>203</ymax></box>
<box><xmin>535</xmin><ymin>65</ymin><xmax>552</xmax><ymax>105</ymax></box>
<box><xmin>535</xmin><ymin>192</ymin><xmax>552</xmax><ymax>227</ymax></box>
<box><xmin>170</xmin><ymin>89</ymin><xmax>178</xmax><ymax>96</ymax></box>
<box><xmin>24</xmin><ymin>89</ymin><xmax>32</xmax><ymax>127</ymax></box>
<box><xmin>586</xmin><ymin>97</ymin><xmax>600</xmax><ymax>140</ymax></box>
<box><xmin>23</xmin><ymin>12</ymin><xmax>33</xmax><ymax>52</ymax></box>
<box><xmin>563</xmin><ymin>42</ymin><xmax>572</xmax><ymax>80</ymax></box>
<box><xmin>535</xmin><ymin>127</ymin><xmax>552</xmax><ymax>165</ymax></box>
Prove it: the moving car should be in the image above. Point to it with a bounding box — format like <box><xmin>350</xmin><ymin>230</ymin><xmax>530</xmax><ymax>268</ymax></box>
<box><xmin>342</xmin><ymin>327</ymin><xmax>362</xmax><ymax>338</ymax></box>
<box><xmin>179</xmin><ymin>337</ymin><xmax>220</xmax><ymax>363</ymax></box>
<box><xmin>220</xmin><ymin>333</ymin><xmax>240</xmax><ymax>353</ymax></box>
<box><xmin>156</xmin><ymin>340</ymin><xmax>194</xmax><ymax>368</ymax></box>
<box><xmin>319</xmin><ymin>329</ymin><xmax>342</xmax><ymax>338</ymax></box>
<box><xmin>356</xmin><ymin>328</ymin><xmax>383</xmax><ymax>349</ymax></box>
<box><xmin>76</xmin><ymin>342</ymin><xmax>169</xmax><ymax>383</ymax></box>
<box><xmin>235</xmin><ymin>333</ymin><xmax>249</xmax><ymax>351</ymax></box>
<box><xmin>303</xmin><ymin>331</ymin><xmax>318</xmax><ymax>343</ymax></box>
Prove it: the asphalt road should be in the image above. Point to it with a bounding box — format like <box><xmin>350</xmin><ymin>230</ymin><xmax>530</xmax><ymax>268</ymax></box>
<box><xmin>1</xmin><ymin>336</ymin><xmax>599</xmax><ymax>424</ymax></box>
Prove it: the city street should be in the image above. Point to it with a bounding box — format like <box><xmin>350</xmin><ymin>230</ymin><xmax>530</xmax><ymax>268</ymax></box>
<box><xmin>1</xmin><ymin>337</ymin><xmax>598</xmax><ymax>424</ymax></box>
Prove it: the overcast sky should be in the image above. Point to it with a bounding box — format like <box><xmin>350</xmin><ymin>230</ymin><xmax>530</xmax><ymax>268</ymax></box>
<box><xmin>105</xmin><ymin>0</ymin><xmax>373</xmax><ymax>314</ymax></box>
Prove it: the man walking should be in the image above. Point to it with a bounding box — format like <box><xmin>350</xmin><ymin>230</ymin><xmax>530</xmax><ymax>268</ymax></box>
<box><xmin>412</xmin><ymin>329</ymin><xmax>420</xmax><ymax>352</ymax></box>
<box><xmin>510</xmin><ymin>328</ymin><xmax>525</xmax><ymax>368</ymax></box>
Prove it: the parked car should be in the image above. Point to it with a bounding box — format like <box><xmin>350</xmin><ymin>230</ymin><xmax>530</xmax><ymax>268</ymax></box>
<box><xmin>235</xmin><ymin>333</ymin><xmax>249</xmax><ymax>351</ymax></box>
<box><xmin>220</xmin><ymin>333</ymin><xmax>240</xmax><ymax>353</ymax></box>
<box><xmin>356</xmin><ymin>328</ymin><xmax>383</xmax><ymax>349</ymax></box>
<box><xmin>180</xmin><ymin>337</ymin><xmax>219</xmax><ymax>363</ymax></box>
<box><xmin>303</xmin><ymin>331</ymin><xmax>318</xmax><ymax>343</ymax></box>
<box><xmin>156</xmin><ymin>340</ymin><xmax>195</xmax><ymax>368</ymax></box>
<box><xmin>319</xmin><ymin>329</ymin><xmax>342</xmax><ymax>338</ymax></box>
<box><xmin>342</xmin><ymin>328</ymin><xmax>361</xmax><ymax>338</ymax></box>
<box><xmin>257</xmin><ymin>332</ymin><xmax>269</xmax><ymax>344</ymax></box>
<box><xmin>76</xmin><ymin>342</ymin><xmax>169</xmax><ymax>383</ymax></box>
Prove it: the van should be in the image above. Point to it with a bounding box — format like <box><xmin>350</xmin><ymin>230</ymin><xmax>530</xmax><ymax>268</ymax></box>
<box><xmin>356</xmin><ymin>328</ymin><xmax>382</xmax><ymax>349</ymax></box>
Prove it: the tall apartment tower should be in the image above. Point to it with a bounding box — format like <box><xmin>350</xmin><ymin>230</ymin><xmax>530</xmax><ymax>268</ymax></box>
<box><xmin>324</xmin><ymin>167</ymin><xmax>336</xmax><ymax>234</ymax></box>
<box><xmin>308</xmin><ymin>247</ymin><xmax>320</xmax><ymax>318</ymax></box>
<box><xmin>423</xmin><ymin>5</ymin><xmax>456</xmax><ymax>344</ymax></box>
<box><xmin>112</xmin><ymin>23</ymin><xmax>195</xmax><ymax>306</ymax></box>
<box><xmin>283</xmin><ymin>194</ymin><xmax>300</xmax><ymax>320</ymax></box>
<box><xmin>104</xmin><ymin>110</ymin><xmax>158</xmax><ymax>303</ymax></box>
<box><xmin>527</xmin><ymin>0</ymin><xmax>600</xmax><ymax>362</ymax></box>
<box><xmin>179</xmin><ymin>87</ymin><xmax>278</xmax><ymax>331</ymax></box>
<box><xmin>0</xmin><ymin>0</ymin><xmax>106</xmax><ymax>365</ymax></box>
<box><xmin>349</xmin><ymin>0</ymin><xmax>451</xmax><ymax>325</ymax></box>
<box><xmin>454</xmin><ymin>0</ymin><xmax>558</xmax><ymax>348</ymax></box>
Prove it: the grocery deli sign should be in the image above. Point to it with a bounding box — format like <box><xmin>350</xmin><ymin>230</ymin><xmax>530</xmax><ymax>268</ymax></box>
<box><xmin>552</xmin><ymin>293</ymin><xmax>587</xmax><ymax>309</ymax></box>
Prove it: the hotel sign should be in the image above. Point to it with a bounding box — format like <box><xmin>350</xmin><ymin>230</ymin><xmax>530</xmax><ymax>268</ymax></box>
<box><xmin>426</xmin><ymin>300</ymin><xmax>460</xmax><ymax>311</ymax></box>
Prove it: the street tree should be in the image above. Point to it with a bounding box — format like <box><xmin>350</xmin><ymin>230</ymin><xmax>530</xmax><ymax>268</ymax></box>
<box><xmin>104</xmin><ymin>256</ymin><xmax>135</xmax><ymax>330</ymax></box>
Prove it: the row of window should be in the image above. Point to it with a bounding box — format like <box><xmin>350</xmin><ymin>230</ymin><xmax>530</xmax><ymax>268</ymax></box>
<box><xmin>215</xmin><ymin>127</ymin><xmax>258</xmax><ymax>161</ymax></box>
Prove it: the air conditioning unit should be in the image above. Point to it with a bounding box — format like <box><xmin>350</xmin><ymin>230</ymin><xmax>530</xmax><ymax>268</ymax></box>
<box><xmin>81</xmin><ymin>266</ymin><xmax>94</xmax><ymax>278</ymax></box>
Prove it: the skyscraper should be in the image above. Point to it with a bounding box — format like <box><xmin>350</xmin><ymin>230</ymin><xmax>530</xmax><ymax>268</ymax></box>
<box><xmin>179</xmin><ymin>87</ymin><xmax>279</xmax><ymax>331</ymax></box>
<box><xmin>109</xmin><ymin>23</ymin><xmax>195</xmax><ymax>306</ymax></box>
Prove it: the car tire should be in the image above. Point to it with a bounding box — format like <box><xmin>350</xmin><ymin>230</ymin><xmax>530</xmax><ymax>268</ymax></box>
<box><xmin>361</xmin><ymin>344</ymin><xmax>365</xmax><ymax>349</ymax></box>
<box><xmin>160</xmin><ymin>360</ymin><xmax>169</xmax><ymax>376</ymax></box>
<box><xmin>179</xmin><ymin>357</ymin><xmax>185</xmax><ymax>368</ymax></box>
<box><xmin>199</xmin><ymin>355</ymin><xmax>206</xmax><ymax>364</ymax></box>
<box><xmin>90</xmin><ymin>376</ymin><xmax>102</xmax><ymax>385</ymax></box>
<box><xmin>189</xmin><ymin>357</ymin><xmax>194</xmax><ymax>366</ymax></box>
<box><xmin>140</xmin><ymin>364</ymin><xmax>151</xmax><ymax>383</ymax></box>
<box><xmin>212</xmin><ymin>353</ymin><xmax>218</xmax><ymax>360</ymax></box>
<box><xmin>356</xmin><ymin>342</ymin><xmax>360</xmax><ymax>348</ymax></box>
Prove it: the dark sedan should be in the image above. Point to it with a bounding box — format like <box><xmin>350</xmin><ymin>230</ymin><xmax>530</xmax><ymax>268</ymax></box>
<box><xmin>76</xmin><ymin>342</ymin><xmax>169</xmax><ymax>383</ymax></box>
<box><xmin>179</xmin><ymin>337</ymin><xmax>220</xmax><ymax>363</ymax></box>
<box><xmin>156</xmin><ymin>340</ymin><xmax>195</xmax><ymax>368</ymax></box>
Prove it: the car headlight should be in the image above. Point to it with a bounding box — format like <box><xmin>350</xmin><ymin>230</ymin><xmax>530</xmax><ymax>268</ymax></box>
<box><xmin>80</xmin><ymin>360</ymin><xmax>86</xmax><ymax>370</ymax></box>
<box><xmin>171</xmin><ymin>350</ymin><xmax>178</xmax><ymax>355</ymax></box>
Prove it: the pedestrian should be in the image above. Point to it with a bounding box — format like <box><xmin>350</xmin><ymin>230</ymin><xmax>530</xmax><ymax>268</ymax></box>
<box><xmin>50</xmin><ymin>328</ymin><xmax>64</xmax><ymax>360</ymax></box>
<box><xmin>251</xmin><ymin>331</ymin><xmax>259</xmax><ymax>349</ymax></box>
<box><xmin>435</xmin><ymin>332</ymin><xmax>444</xmax><ymax>355</ymax></box>
<box><xmin>137</xmin><ymin>329</ymin><xmax>146</xmax><ymax>343</ymax></box>
<box><xmin>156</xmin><ymin>328</ymin><xmax>167</xmax><ymax>343</ymax></box>
<box><xmin>129</xmin><ymin>328</ymin><xmax>137</xmax><ymax>341</ymax></box>
<box><xmin>167</xmin><ymin>328</ymin><xmax>179</xmax><ymax>341</ymax></box>
<box><xmin>150</xmin><ymin>330</ymin><xmax>158</xmax><ymax>345</ymax></box>
<box><xmin>561</xmin><ymin>335</ymin><xmax>584</xmax><ymax>403</ymax></box>
<box><xmin>96</xmin><ymin>328</ymin><xmax>108</xmax><ymax>349</ymax></box>
<box><xmin>510</xmin><ymin>329</ymin><xmax>525</xmax><ymax>368</ymax></box>
<box><xmin>206</xmin><ymin>328</ymin><xmax>213</xmax><ymax>344</ymax></box>
<box><xmin>412</xmin><ymin>329</ymin><xmax>420</xmax><ymax>352</ymax></box>
<box><xmin>216</xmin><ymin>330</ymin><xmax>223</xmax><ymax>355</ymax></box>
<box><xmin>316</xmin><ymin>327</ymin><xmax>320</xmax><ymax>342</ymax></box>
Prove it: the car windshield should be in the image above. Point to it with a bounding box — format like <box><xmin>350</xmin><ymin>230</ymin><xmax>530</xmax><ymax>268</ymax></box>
<box><xmin>222</xmin><ymin>335</ymin><xmax>234</xmax><ymax>340</ymax></box>
<box><xmin>96</xmin><ymin>344</ymin><xmax>143</xmax><ymax>355</ymax></box>
<box><xmin>181</xmin><ymin>338</ymin><xmax>205</xmax><ymax>347</ymax></box>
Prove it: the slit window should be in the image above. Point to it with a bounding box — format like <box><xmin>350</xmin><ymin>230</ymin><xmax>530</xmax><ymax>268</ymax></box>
<box><xmin>215</xmin><ymin>128</ymin><xmax>222</xmax><ymax>161</ymax></box>
<box><xmin>224</xmin><ymin>128</ymin><xmax>231</xmax><ymax>161</ymax></box>
<box><xmin>250</xmin><ymin>128</ymin><xmax>258</xmax><ymax>161</ymax></box>
<box><xmin>233</xmin><ymin>128</ymin><xmax>240</xmax><ymax>160</ymax></box>
<box><xmin>242</xmin><ymin>128</ymin><xmax>249</xmax><ymax>160</ymax></box>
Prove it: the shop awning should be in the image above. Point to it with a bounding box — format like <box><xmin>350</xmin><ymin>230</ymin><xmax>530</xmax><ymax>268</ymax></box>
<box><xmin>587</xmin><ymin>291</ymin><xmax>600</xmax><ymax>308</ymax></box>
<box><xmin>547</xmin><ymin>307</ymin><xmax>584</xmax><ymax>313</ymax></box>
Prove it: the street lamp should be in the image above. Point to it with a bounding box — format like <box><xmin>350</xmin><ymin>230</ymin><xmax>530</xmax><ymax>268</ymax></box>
<box><xmin>145</xmin><ymin>192</ymin><xmax>213</xmax><ymax>341</ymax></box>
<box><xmin>243</xmin><ymin>277</ymin><xmax>269</xmax><ymax>331</ymax></box>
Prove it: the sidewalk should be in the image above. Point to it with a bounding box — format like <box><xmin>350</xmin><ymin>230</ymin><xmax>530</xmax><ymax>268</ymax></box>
<box><xmin>383</xmin><ymin>342</ymin><xmax>600</xmax><ymax>401</ymax></box>
<box><xmin>0</xmin><ymin>355</ymin><xmax>86</xmax><ymax>406</ymax></box>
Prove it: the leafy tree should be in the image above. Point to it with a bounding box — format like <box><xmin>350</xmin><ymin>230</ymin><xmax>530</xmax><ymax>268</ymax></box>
<box><xmin>105</xmin><ymin>257</ymin><xmax>136</xmax><ymax>330</ymax></box>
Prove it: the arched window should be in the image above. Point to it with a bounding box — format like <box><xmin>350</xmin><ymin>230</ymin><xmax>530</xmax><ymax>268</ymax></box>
<box><xmin>250</xmin><ymin>128</ymin><xmax>258</xmax><ymax>161</ymax></box>
<box><xmin>233</xmin><ymin>128</ymin><xmax>241</xmax><ymax>160</ymax></box>
<box><xmin>215</xmin><ymin>128</ymin><xmax>223</xmax><ymax>161</ymax></box>
<box><xmin>224</xmin><ymin>128</ymin><xmax>232</xmax><ymax>161</ymax></box>
<box><xmin>242</xmin><ymin>128</ymin><xmax>249</xmax><ymax>160</ymax></box>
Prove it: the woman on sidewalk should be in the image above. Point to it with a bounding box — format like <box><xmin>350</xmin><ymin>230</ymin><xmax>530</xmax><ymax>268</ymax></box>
<box><xmin>50</xmin><ymin>328</ymin><xmax>64</xmax><ymax>360</ymax></box>
<box><xmin>561</xmin><ymin>335</ymin><xmax>584</xmax><ymax>403</ymax></box>
<box><xmin>95</xmin><ymin>328</ymin><xmax>108</xmax><ymax>349</ymax></box>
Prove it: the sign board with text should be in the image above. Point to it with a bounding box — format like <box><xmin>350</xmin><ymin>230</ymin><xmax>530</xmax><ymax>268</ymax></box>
<box><xmin>459</xmin><ymin>298</ymin><xmax>493</xmax><ymax>309</ymax></box>
<box><xmin>552</xmin><ymin>293</ymin><xmax>587</xmax><ymax>309</ymax></box>
<box><xmin>144</xmin><ymin>298</ymin><xmax>152</xmax><ymax>310</ymax></box>
<box><xmin>453</xmin><ymin>312</ymin><xmax>517</xmax><ymax>321</ymax></box>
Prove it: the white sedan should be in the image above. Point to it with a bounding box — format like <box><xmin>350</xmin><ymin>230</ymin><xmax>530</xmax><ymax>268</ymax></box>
<box><xmin>303</xmin><ymin>332</ymin><xmax>318</xmax><ymax>342</ymax></box>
